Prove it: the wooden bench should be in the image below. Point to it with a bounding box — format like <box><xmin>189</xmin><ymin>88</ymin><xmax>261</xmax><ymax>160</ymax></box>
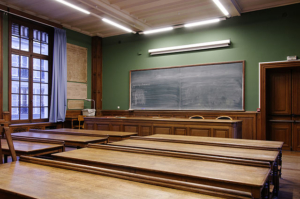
<box><xmin>108</xmin><ymin>139</ymin><xmax>280</xmax><ymax>197</ymax></box>
<box><xmin>52</xmin><ymin>145</ymin><xmax>270</xmax><ymax>199</ymax></box>
<box><xmin>11</xmin><ymin>132</ymin><xmax>108</xmax><ymax>148</ymax></box>
<box><xmin>9</xmin><ymin>122</ymin><xmax>63</xmax><ymax>133</ymax></box>
<box><xmin>29</xmin><ymin>128</ymin><xmax>137</xmax><ymax>141</ymax></box>
<box><xmin>0</xmin><ymin>156</ymin><xmax>252</xmax><ymax>199</ymax></box>
<box><xmin>1</xmin><ymin>138</ymin><xmax>64</xmax><ymax>162</ymax></box>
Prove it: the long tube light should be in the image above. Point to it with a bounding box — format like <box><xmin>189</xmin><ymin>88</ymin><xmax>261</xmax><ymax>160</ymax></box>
<box><xmin>102</xmin><ymin>18</ymin><xmax>135</xmax><ymax>33</ymax></box>
<box><xmin>184</xmin><ymin>18</ymin><xmax>221</xmax><ymax>28</ymax></box>
<box><xmin>212</xmin><ymin>0</ymin><xmax>230</xmax><ymax>16</ymax></box>
<box><xmin>143</xmin><ymin>27</ymin><xmax>173</xmax><ymax>35</ymax></box>
<box><xmin>148</xmin><ymin>40</ymin><xmax>230</xmax><ymax>55</ymax></box>
<box><xmin>55</xmin><ymin>0</ymin><xmax>90</xmax><ymax>14</ymax></box>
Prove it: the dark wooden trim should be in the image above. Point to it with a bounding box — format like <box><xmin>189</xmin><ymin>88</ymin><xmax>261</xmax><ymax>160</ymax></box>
<box><xmin>0</xmin><ymin>11</ymin><xmax>3</xmax><ymax>119</ymax></box>
<box><xmin>92</xmin><ymin>36</ymin><xmax>102</xmax><ymax>115</ymax></box>
<box><xmin>259</xmin><ymin>61</ymin><xmax>300</xmax><ymax>140</ymax></box>
<box><xmin>129</xmin><ymin>60</ymin><xmax>245</xmax><ymax>111</ymax></box>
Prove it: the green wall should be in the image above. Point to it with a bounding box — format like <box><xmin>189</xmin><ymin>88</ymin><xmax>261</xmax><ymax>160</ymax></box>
<box><xmin>102</xmin><ymin>4</ymin><xmax>300</xmax><ymax>111</ymax></box>
<box><xmin>1</xmin><ymin>16</ymin><xmax>92</xmax><ymax>111</ymax></box>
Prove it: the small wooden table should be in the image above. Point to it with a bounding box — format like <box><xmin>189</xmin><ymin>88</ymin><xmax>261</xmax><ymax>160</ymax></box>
<box><xmin>53</xmin><ymin>146</ymin><xmax>270</xmax><ymax>199</ymax></box>
<box><xmin>30</xmin><ymin>128</ymin><xmax>137</xmax><ymax>141</ymax></box>
<box><xmin>11</xmin><ymin>132</ymin><xmax>108</xmax><ymax>148</ymax></box>
<box><xmin>64</xmin><ymin>116</ymin><xmax>78</xmax><ymax>129</ymax></box>
<box><xmin>1</xmin><ymin>138</ymin><xmax>64</xmax><ymax>163</ymax></box>
<box><xmin>0</xmin><ymin>156</ymin><xmax>252</xmax><ymax>199</ymax></box>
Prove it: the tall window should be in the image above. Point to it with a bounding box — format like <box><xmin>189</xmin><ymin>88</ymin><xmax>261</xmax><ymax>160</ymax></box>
<box><xmin>10</xmin><ymin>17</ymin><xmax>52</xmax><ymax>123</ymax></box>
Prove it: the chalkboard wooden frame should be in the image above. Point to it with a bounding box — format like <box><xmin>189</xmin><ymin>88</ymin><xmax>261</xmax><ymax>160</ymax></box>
<box><xmin>130</xmin><ymin>61</ymin><xmax>245</xmax><ymax>111</ymax></box>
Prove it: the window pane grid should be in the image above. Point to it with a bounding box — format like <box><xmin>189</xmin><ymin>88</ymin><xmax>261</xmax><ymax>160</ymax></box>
<box><xmin>11</xmin><ymin>22</ymin><xmax>50</xmax><ymax>122</ymax></box>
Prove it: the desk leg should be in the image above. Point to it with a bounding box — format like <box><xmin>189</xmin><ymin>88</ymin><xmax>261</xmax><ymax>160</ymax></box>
<box><xmin>273</xmin><ymin>160</ymin><xmax>279</xmax><ymax>196</ymax></box>
<box><xmin>71</xmin><ymin>119</ymin><xmax>74</xmax><ymax>129</ymax></box>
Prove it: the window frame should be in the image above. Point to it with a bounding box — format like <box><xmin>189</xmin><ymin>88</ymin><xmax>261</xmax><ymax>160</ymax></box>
<box><xmin>9</xmin><ymin>15</ymin><xmax>53</xmax><ymax>123</ymax></box>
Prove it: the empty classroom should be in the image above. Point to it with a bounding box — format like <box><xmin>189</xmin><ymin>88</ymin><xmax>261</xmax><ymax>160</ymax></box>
<box><xmin>0</xmin><ymin>0</ymin><xmax>300</xmax><ymax>199</ymax></box>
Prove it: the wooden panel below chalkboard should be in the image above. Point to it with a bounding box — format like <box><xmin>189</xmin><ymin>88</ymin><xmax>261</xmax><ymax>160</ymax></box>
<box><xmin>130</xmin><ymin>61</ymin><xmax>244</xmax><ymax>111</ymax></box>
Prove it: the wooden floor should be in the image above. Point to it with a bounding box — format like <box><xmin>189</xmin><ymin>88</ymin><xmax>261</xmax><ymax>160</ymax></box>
<box><xmin>279</xmin><ymin>151</ymin><xmax>300</xmax><ymax>199</ymax></box>
<box><xmin>2</xmin><ymin>150</ymin><xmax>300</xmax><ymax>199</ymax></box>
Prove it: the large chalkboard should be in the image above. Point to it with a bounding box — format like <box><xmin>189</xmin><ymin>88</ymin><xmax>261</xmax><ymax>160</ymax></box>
<box><xmin>130</xmin><ymin>61</ymin><xmax>244</xmax><ymax>111</ymax></box>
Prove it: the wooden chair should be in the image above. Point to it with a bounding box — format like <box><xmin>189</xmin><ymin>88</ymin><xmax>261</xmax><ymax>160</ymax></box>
<box><xmin>216</xmin><ymin>116</ymin><xmax>232</xmax><ymax>120</ymax></box>
<box><xmin>73</xmin><ymin>115</ymin><xmax>85</xmax><ymax>129</ymax></box>
<box><xmin>189</xmin><ymin>115</ymin><xmax>205</xmax><ymax>119</ymax></box>
<box><xmin>0</xmin><ymin>127</ymin><xmax>17</xmax><ymax>163</ymax></box>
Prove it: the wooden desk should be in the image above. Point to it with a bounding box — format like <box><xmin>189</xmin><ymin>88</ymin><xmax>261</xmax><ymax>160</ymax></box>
<box><xmin>0</xmin><ymin>156</ymin><xmax>252</xmax><ymax>199</ymax></box>
<box><xmin>29</xmin><ymin>128</ymin><xmax>137</xmax><ymax>141</ymax></box>
<box><xmin>1</xmin><ymin>138</ymin><xmax>64</xmax><ymax>163</ymax></box>
<box><xmin>52</xmin><ymin>146</ymin><xmax>270</xmax><ymax>199</ymax></box>
<box><xmin>133</xmin><ymin>134</ymin><xmax>284</xmax><ymax>180</ymax></box>
<box><xmin>84</xmin><ymin>116</ymin><xmax>242</xmax><ymax>138</ymax></box>
<box><xmin>109</xmin><ymin>139</ymin><xmax>279</xmax><ymax>196</ymax></box>
<box><xmin>11</xmin><ymin>132</ymin><xmax>108</xmax><ymax>148</ymax></box>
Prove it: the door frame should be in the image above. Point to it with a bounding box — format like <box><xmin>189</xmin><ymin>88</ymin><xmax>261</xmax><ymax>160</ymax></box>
<box><xmin>259</xmin><ymin>60</ymin><xmax>300</xmax><ymax>140</ymax></box>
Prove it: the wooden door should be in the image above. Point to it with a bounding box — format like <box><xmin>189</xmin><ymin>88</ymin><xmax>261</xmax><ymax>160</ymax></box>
<box><xmin>267</xmin><ymin>67</ymin><xmax>300</xmax><ymax>151</ymax></box>
<box><xmin>267</xmin><ymin>68</ymin><xmax>292</xmax><ymax>150</ymax></box>
<box><xmin>292</xmin><ymin>68</ymin><xmax>300</xmax><ymax>151</ymax></box>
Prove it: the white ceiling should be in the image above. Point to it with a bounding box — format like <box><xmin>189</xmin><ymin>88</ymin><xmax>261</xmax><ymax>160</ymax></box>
<box><xmin>0</xmin><ymin>0</ymin><xmax>299</xmax><ymax>37</ymax></box>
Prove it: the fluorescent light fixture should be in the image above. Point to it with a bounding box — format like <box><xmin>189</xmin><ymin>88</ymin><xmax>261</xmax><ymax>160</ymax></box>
<box><xmin>184</xmin><ymin>18</ymin><xmax>221</xmax><ymax>28</ymax></box>
<box><xmin>143</xmin><ymin>27</ymin><xmax>173</xmax><ymax>34</ymax></box>
<box><xmin>102</xmin><ymin>18</ymin><xmax>135</xmax><ymax>33</ymax></box>
<box><xmin>55</xmin><ymin>0</ymin><xmax>90</xmax><ymax>14</ymax></box>
<box><xmin>149</xmin><ymin>40</ymin><xmax>230</xmax><ymax>55</ymax></box>
<box><xmin>212</xmin><ymin>0</ymin><xmax>229</xmax><ymax>16</ymax></box>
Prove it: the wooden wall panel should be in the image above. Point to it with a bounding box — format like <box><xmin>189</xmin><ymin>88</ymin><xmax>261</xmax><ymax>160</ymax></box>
<box><xmin>153</xmin><ymin>126</ymin><xmax>172</xmax><ymax>134</ymax></box>
<box><xmin>92</xmin><ymin>36</ymin><xmax>102</xmax><ymax>116</ymax></box>
<box><xmin>270</xmin><ymin>123</ymin><xmax>291</xmax><ymax>150</ymax></box>
<box><xmin>101</xmin><ymin>110</ymin><xmax>257</xmax><ymax>139</ymax></box>
<box><xmin>96</xmin><ymin>124</ymin><xmax>109</xmax><ymax>131</ymax></box>
<box><xmin>213</xmin><ymin>129</ymin><xmax>229</xmax><ymax>138</ymax></box>
<box><xmin>124</xmin><ymin>125</ymin><xmax>139</xmax><ymax>133</ymax></box>
<box><xmin>140</xmin><ymin>126</ymin><xmax>152</xmax><ymax>136</ymax></box>
<box><xmin>189</xmin><ymin>128</ymin><xmax>211</xmax><ymax>137</ymax></box>
<box><xmin>293</xmin><ymin>123</ymin><xmax>300</xmax><ymax>151</ymax></box>
<box><xmin>174</xmin><ymin>127</ymin><xmax>187</xmax><ymax>135</ymax></box>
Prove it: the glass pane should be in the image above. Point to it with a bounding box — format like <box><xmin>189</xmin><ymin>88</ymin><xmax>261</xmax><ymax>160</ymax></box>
<box><xmin>33</xmin><ymin>41</ymin><xmax>41</xmax><ymax>54</ymax></box>
<box><xmin>33</xmin><ymin>108</ymin><xmax>40</xmax><ymax>119</ymax></box>
<box><xmin>11</xmin><ymin>68</ymin><xmax>19</xmax><ymax>81</ymax></box>
<box><xmin>41</xmin><ymin>43</ymin><xmax>48</xmax><ymax>55</ymax></box>
<box><xmin>33</xmin><ymin>95</ymin><xmax>40</xmax><ymax>107</ymax></box>
<box><xmin>20</xmin><ymin>95</ymin><xmax>29</xmax><ymax>107</ymax></box>
<box><xmin>11</xmin><ymin>36</ymin><xmax>20</xmax><ymax>49</ymax></box>
<box><xmin>42</xmin><ymin>32</ymin><xmax>48</xmax><ymax>43</ymax></box>
<box><xmin>21</xmin><ymin>38</ymin><xmax>29</xmax><ymax>51</ymax></box>
<box><xmin>11</xmin><ymin>94</ymin><xmax>19</xmax><ymax>106</ymax></box>
<box><xmin>11</xmin><ymin>81</ymin><xmax>19</xmax><ymax>93</ymax></box>
<box><xmin>11</xmin><ymin>108</ymin><xmax>19</xmax><ymax>120</ymax></box>
<box><xmin>41</xmin><ymin>84</ymin><xmax>48</xmax><ymax>95</ymax></box>
<box><xmin>33</xmin><ymin>58</ymin><xmax>40</xmax><ymax>70</ymax></box>
<box><xmin>21</xmin><ymin>26</ymin><xmax>29</xmax><ymax>38</ymax></box>
<box><xmin>33</xmin><ymin>30</ymin><xmax>41</xmax><ymax>41</ymax></box>
<box><xmin>21</xmin><ymin>56</ymin><xmax>29</xmax><ymax>68</ymax></box>
<box><xmin>41</xmin><ymin>107</ymin><xmax>48</xmax><ymax>119</ymax></box>
<box><xmin>33</xmin><ymin>83</ymin><xmax>41</xmax><ymax>94</ymax></box>
<box><xmin>20</xmin><ymin>108</ymin><xmax>28</xmax><ymax>120</ymax></box>
<box><xmin>20</xmin><ymin>82</ymin><xmax>29</xmax><ymax>94</ymax></box>
<box><xmin>41</xmin><ymin>96</ymin><xmax>48</xmax><ymax>106</ymax></box>
<box><xmin>41</xmin><ymin>60</ymin><xmax>48</xmax><ymax>71</ymax></box>
<box><xmin>20</xmin><ymin>69</ymin><xmax>29</xmax><ymax>81</ymax></box>
<box><xmin>41</xmin><ymin>72</ymin><xmax>48</xmax><ymax>83</ymax></box>
<box><xmin>33</xmin><ymin>71</ymin><xmax>40</xmax><ymax>82</ymax></box>
<box><xmin>12</xmin><ymin>23</ymin><xmax>19</xmax><ymax>36</ymax></box>
<box><xmin>11</xmin><ymin>54</ymin><xmax>19</xmax><ymax>67</ymax></box>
